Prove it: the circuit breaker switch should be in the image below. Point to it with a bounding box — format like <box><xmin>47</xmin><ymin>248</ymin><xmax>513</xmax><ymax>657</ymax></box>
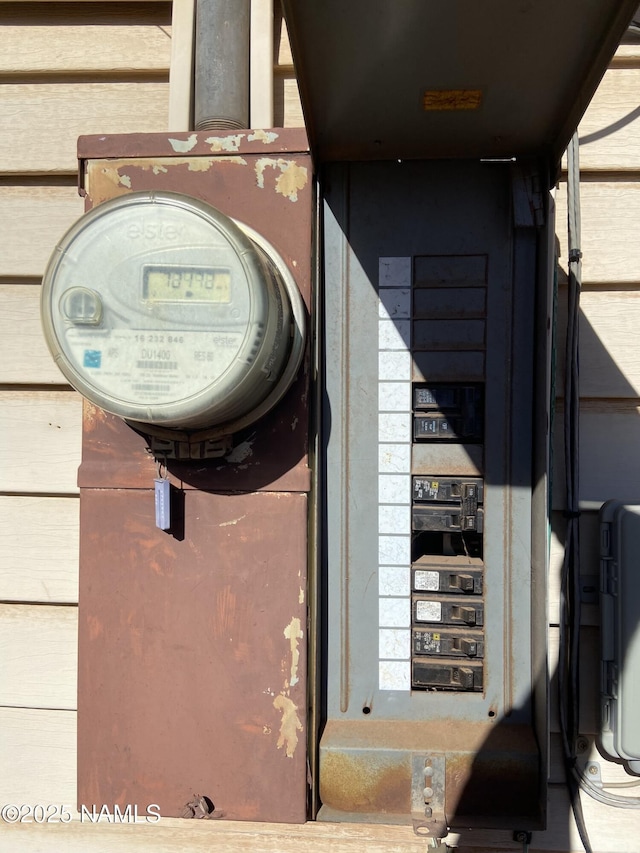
<box><xmin>412</xmin><ymin>505</ymin><xmax>484</xmax><ymax>533</ymax></box>
<box><xmin>451</xmin><ymin>573</ymin><xmax>475</xmax><ymax>592</ymax></box>
<box><xmin>454</xmin><ymin>638</ymin><xmax>478</xmax><ymax>657</ymax></box>
<box><xmin>452</xmin><ymin>605</ymin><xmax>478</xmax><ymax>626</ymax></box>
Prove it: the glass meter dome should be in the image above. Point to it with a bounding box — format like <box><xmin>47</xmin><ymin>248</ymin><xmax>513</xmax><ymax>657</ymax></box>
<box><xmin>41</xmin><ymin>191</ymin><xmax>305</xmax><ymax>431</ymax></box>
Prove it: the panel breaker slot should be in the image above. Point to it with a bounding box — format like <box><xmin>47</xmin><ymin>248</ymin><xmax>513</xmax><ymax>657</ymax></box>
<box><xmin>412</xmin><ymin>384</ymin><xmax>483</xmax><ymax>443</ymax></box>
<box><xmin>413</xmin><ymin>595</ymin><xmax>484</xmax><ymax>627</ymax></box>
<box><xmin>412</xmin><ymin>556</ymin><xmax>483</xmax><ymax>595</ymax></box>
<box><xmin>412</xmin><ymin>504</ymin><xmax>484</xmax><ymax>533</ymax></box>
<box><xmin>413</xmin><ymin>627</ymin><xmax>485</xmax><ymax>658</ymax></box>
<box><xmin>412</xmin><ymin>658</ymin><xmax>484</xmax><ymax>692</ymax></box>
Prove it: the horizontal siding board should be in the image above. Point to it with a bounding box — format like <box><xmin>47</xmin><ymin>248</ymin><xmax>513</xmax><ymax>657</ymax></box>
<box><xmin>556</xmin><ymin>288</ymin><xmax>640</xmax><ymax>398</ymax></box>
<box><xmin>0</xmin><ymin>284</ymin><xmax>67</xmax><ymax>384</ymax></box>
<box><xmin>0</xmin><ymin>184</ymin><xmax>84</xmax><ymax>277</ymax></box>
<box><xmin>555</xmin><ymin>182</ymin><xmax>640</xmax><ymax>285</ymax></box>
<box><xmin>0</xmin><ymin>3</ymin><xmax>171</xmax><ymax>74</ymax></box>
<box><xmin>0</xmin><ymin>706</ymin><xmax>77</xmax><ymax>807</ymax></box>
<box><xmin>0</xmin><ymin>81</ymin><xmax>169</xmax><ymax>174</ymax></box>
<box><xmin>570</xmin><ymin>68</ymin><xmax>640</xmax><ymax>171</ymax></box>
<box><xmin>275</xmin><ymin>7</ymin><xmax>294</xmax><ymax>68</ymax></box>
<box><xmin>553</xmin><ymin>402</ymin><xmax>640</xmax><ymax>508</ymax></box>
<box><xmin>274</xmin><ymin>75</ymin><xmax>304</xmax><ymax>128</ymax></box>
<box><xmin>612</xmin><ymin>43</ymin><xmax>640</xmax><ymax>64</ymax></box>
<box><xmin>0</xmin><ymin>604</ymin><xmax>77</xmax><ymax>709</ymax></box>
<box><xmin>0</xmin><ymin>496</ymin><xmax>79</xmax><ymax>603</ymax></box>
<box><xmin>0</xmin><ymin>390</ymin><xmax>82</xmax><ymax>494</ymax></box>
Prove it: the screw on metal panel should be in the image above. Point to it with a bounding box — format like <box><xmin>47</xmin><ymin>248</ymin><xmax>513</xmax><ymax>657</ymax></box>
<box><xmin>424</xmin><ymin>806</ymin><xmax>432</xmax><ymax>817</ymax></box>
<box><xmin>588</xmin><ymin>763</ymin><xmax>599</xmax><ymax>775</ymax></box>
<box><xmin>513</xmin><ymin>830</ymin><xmax>532</xmax><ymax>849</ymax></box>
<box><xmin>576</xmin><ymin>736</ymin><xmax>589</xmax><ymax>753</ymax></box>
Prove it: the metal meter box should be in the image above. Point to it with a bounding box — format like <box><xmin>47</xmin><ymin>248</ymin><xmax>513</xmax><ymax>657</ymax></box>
<box><xmin>72</xmin><ymin>130</ymin><xmax>313</xmax><ymax>822</ymax></box>
<box><xmin>319</xmin><ymin>159</ymin><xmax>552</xmax><ymax>831</ymax></box>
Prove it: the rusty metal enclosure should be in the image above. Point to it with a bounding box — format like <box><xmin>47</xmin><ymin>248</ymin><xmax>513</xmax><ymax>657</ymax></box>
<box><xmin>75</xmin><ymin>130</ymin><xmax>313</xmax><ymax>823</ymax></box>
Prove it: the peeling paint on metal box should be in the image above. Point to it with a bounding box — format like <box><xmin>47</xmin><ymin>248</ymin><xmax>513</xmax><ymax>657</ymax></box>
<box><xmin>255</xmin><ymin>158</ymin><xmax>308</xmax><ymax>202</ymax></box>
<box><xmin>168</xmin><ymin>133</ymin><xmax>198</xmax><ymax>153</ymax></box>
<box><xmin>205</xmin><ymin>133</ymin><xmax>245</xmax><ymax>153</ymax></box>
<box><xmin>273</xmin><ymin>693</ymin><xmax>303</xmax><ymax>758</ymax></box>
<box><xmin>248</xmin><ymin>129</ymin><xmax>279</xmax><ymax>144</ymax></box>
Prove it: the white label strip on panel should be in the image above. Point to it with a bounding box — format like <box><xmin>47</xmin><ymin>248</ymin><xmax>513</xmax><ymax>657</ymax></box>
<box><xmin>378</xmin><ymin>257</ymin><xmax>412</xmax><ymax>690</ymax></box>
<box><xmin>379</xmin><ymin>660</ymin><xmax>411</xmax><ymax>691</ymax></box>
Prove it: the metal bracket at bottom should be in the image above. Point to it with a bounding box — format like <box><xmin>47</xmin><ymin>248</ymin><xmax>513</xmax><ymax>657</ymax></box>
<box><xmin>411</xmin><ymin>754</ymin><xmax>447</xmax><ymax>838</ymax></box>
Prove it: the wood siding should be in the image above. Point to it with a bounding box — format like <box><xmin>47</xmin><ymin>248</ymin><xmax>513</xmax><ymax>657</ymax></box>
<box><xmin>1</xmin><ymin>4</ymin><xmax>639</xmax><ymax>852</ymax></box>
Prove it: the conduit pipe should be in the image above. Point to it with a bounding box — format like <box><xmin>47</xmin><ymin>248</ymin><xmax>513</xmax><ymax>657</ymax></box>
<box><xmin>194</xmin><ymin>0</ymin><xmax>250</xmax><ymax>130</ymax></box>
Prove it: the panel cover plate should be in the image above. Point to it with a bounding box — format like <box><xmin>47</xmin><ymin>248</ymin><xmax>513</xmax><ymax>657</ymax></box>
<box><xmin>282</xmin><ymin>1</ymin><xmax>637</xmax><ymax>168</ymax></box>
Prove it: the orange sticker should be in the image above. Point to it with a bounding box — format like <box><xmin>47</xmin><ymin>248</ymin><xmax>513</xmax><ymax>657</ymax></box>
<box><xmin>423</xmin><ymin>89</ymin><xmax>482</xmax><ymax>111</ymax></box>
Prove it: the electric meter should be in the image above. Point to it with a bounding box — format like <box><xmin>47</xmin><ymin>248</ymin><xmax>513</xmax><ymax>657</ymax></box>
<box><xmin>41</xmin><ymin>191</ymin><xmax>305</xmax><ymax>431</ymax></box>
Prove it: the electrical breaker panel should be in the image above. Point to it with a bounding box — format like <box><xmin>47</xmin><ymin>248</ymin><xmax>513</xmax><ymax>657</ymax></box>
<box><xmin>320</xmin><ymin>160</ymin><xmax>549</xmax><ymax>832</ymax></box>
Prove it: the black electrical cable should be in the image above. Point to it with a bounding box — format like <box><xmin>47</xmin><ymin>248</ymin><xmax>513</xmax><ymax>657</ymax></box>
<box><xmin>559</xmin><ymin>129</ymin><xmax>594</xmax><ymax>853</ymax></box>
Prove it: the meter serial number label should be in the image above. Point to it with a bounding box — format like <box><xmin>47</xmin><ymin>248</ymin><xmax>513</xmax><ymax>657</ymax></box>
<box><xmin>65</xmin><ymin>328</ymin><xmax>244</xmax><ymax>404</ymax></box>
<box><xmin>135</xmin><ymin>334</ymin><xmax>184</xmax><ymax>344</ymax></box>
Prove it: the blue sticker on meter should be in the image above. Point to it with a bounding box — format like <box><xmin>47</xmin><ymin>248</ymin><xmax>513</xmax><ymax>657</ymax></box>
<box><xmin>83</xmin><ymin>350</ymin><xmax>102</xmax><ymax>368</ymax></box>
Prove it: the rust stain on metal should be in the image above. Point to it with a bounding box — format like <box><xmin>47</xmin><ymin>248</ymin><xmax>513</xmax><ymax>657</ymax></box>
<box><xmin>205</xmin><ymin>134</ymin><xmax>245</xmax><ymax>153</ymax></box>
<box><xmin>320</xmin><ymin>751</ymin><xmax>410</xmax><ymax>814</ymax></box>
<box><xmin>87</xmin><ymin>615</ymin><xmax>103</xmax><ymax>641</ymax></box>
<box><xmin>82</xmin><ymin>401</ymin><xmax>100</xmax><ymax>432</ymax></box>
<box><xmin>254</xmin><ymin>158</ymin><xmax>308</xmax><ymax>202</ymax></box>
<box><xmin>168</xmin><ymin>133</ymin><xmax>198</xmax><ymax>153</ymax></box>
<box><xmin>233</xmin><ymin>641</ymin><xmax>250</xmax><ymax>663</ymax></box>
<box><xmin>273</xmin><ymin>693</ymin><xmax>302</xmax><ymax>758</ymax></box>
<box><xmin>284</xmin><ymin>616</ymin><xmax>303</xmax><ymax>688</ymax></box>
<box><xmin>214</xmin><ymin>585</ymin><xmax>237</xmax><ymax>636</ymax></box>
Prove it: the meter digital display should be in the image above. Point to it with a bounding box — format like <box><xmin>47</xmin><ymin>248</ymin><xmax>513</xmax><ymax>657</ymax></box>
<box><xmin>41</xmin><ymin>191</ymin><xmax>305</xmax><ymax>431</ymax></box>
<box><xmin>142</xmin><ymin>266</ymin><xmax>232</xmax><ymax>303</ymax></box>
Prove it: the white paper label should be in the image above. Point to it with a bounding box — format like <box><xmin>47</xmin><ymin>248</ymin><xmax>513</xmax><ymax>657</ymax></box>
<box><xmin>414</xmin><ymin>570</ymin><xmax>440</xmax><ymax>591</ymax></box>
<box><xmin>415</xmin><ymin>600</ymin><xmax>442</xmax><ymax>622</ymax></box>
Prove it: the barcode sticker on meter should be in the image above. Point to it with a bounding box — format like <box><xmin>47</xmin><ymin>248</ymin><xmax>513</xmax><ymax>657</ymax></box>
<box><xmin>416</xmin><ymin>600</ymin><xmax>442</xmax><ymax>622</ymax></box>
<box><xmin>414</xmin><ymin>570</ymin><xmax>440</xmax><ymax>591</ymax></box>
